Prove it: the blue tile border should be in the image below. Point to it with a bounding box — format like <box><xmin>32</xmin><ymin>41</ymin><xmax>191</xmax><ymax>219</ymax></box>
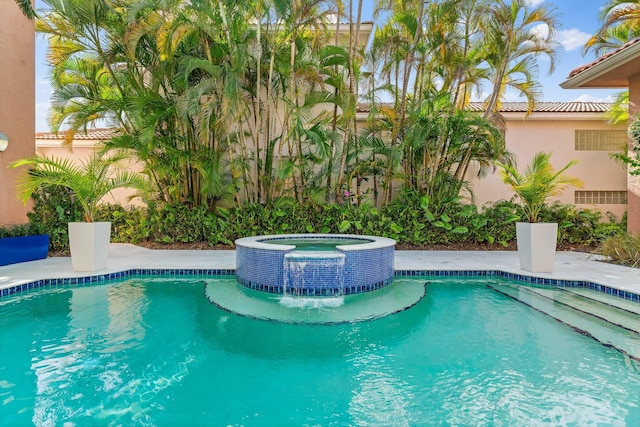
<box><xmin>394</xmin><ymin>270</ymin><xmax>640</xmax><ymax>303</ymax></box>
<box><xmin>237</xmin><ymin>275</ymin><xmax>394</xmax><ymax>296</ymax></box>
<box><xmin>1</xmin><ymin>268</ymin><xmax>639</xmax><ymax>304</ymax></box>
<box><xmin>235</xmin><ymin>234</ymin><xmax>395</xmax><ymax>296</ymax></box>
<box><xmin>0</xmin><ymin>268</ymin><xmax>235</xmax><ymax>297</ymax></box>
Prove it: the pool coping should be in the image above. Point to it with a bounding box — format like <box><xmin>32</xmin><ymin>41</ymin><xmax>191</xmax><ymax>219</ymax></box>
<box><xmin>2</xmin><ymin>265</ymin><xmax>639</xmax><ymax>303</ymax></box>
<box><xmin>235</xmin><ymin>233</ymin><xmax>396</xmax><ymax>251</ymax></box>
<box><xmin>1</xmin><ymin>244</ymin><xmax>640</xmax><ymax>303</ymax></box>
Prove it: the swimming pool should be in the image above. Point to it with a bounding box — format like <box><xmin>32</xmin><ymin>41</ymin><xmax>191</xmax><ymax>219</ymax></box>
<box><xmin>1</xmin><ymin>275</ymin><xmax>639</xmax><ymax>425</ymax></box>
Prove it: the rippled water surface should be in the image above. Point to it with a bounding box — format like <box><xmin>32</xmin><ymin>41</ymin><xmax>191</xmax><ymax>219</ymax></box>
<box><xmin>1</xmin><ymin>276</ymin><xmax>639</xmax><ymax>426</ymax></box>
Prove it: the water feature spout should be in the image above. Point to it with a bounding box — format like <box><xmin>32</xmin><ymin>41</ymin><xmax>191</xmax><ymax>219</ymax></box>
<box><xmin>284</xmin><ymin>251</ymin><xmax>346</xmax><ymax>296</ymax></box>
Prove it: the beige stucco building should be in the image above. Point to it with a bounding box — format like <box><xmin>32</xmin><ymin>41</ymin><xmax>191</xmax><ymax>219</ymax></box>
<box><xmin>561</xmin><ymin>39</ymin><xmax>640</xmax><ymax>232</ymax></box>
<box><xmin>466</xmin><ymin>102</ymin><xmax>628</xmax><ymax>219</ymax></box>
<box><xmin>35</xmin><ymin>101</ymin><xmax>628</xmax><ymax>219</ymax></box>
<box><xmin>0</xmin><ymin>2</ymin><xmax>35</xmax><ymax>225</ymax></box>
<box><xmin>35</xmin><ymin>129</ymin><xmax>144</xmax><ymax>206</ymax></box>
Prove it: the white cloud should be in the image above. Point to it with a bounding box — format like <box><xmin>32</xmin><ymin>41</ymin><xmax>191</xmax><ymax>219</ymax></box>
<box><xmin>35</xmin><ymin>102</ymin><xmax>51</xmax><ymax>132</ymax></box>
<box><xmin>557</xmin><ymin>28</ymin><xmax>591</xmax><ymax>52</ymax></box>
<box><xmin>605</xmin><ymin>93</ymin><xmax>619</xmax><ymax>102</ymax></box>
<box><xmin>471</xmin><ymin>90</ymin><xmax>490</xmax><ymax>103</ymax></box>
<box><xmin>503</xmin><ymin>90</ymin><xmax>525</xmax><ymax>102</ymax></box>
<box><xmin>531</xmin><ymin>23</ymin><xmax>549</xmax><ymax>40</ymax></box>
<box><xmin>526</xmin><ymin>0</ymin><xmax>545</xmax><ymax>5</ymax></box>
<box><xmin>572</xmin><ymin>94</ymin><xmax>607</xmax><ymax>102</ymax></box>
<box><xmin>37</xmin><ymin>82</ymin><xmax>53</xmax><ymax>99</ymax></box>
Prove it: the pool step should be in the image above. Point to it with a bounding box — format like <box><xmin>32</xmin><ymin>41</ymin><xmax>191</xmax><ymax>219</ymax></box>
<box><xmin>560</xmin><ymin>287</ymin><xmax>640</xmax><ymax>316</ymax></box>
<box><xmin>523</xmin><ymin>286</ymin><xmax>640</xmax><ymax>334</ymax></box>
<box><xmin>487</xmin><ymin>283</ymin><xmax>640</xmax><ymax>360</ymax></box>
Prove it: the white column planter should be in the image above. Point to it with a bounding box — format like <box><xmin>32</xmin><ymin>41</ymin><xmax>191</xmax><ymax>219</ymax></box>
<box><xmin>68</xmin><ymin>222</ymin><xmax>111</xmax><ymax>271</ymax></box>
<box><xmin>516</xmin><ymin>222</ymin><xmax>558</xmax><ymax>273</ymax></box>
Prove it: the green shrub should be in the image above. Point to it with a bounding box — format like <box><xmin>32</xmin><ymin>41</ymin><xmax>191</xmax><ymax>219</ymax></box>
<box><xmin>599</xmin><ymin>233</ymin><xmax>640</xmax><ymax>266</ymax></box>
<box><xmin>470</xmin><ymin>201</ymin><xmax>520</xmax><ymax>246</ymax></box>
<box><xmin>148</xmin><ymin>204</ymin><xmax>219</xmax><ymax>243</ymax></box>
<box><xmin>27</xmin><ymin>185</ymin><xmax>82</xmax><ymax>252</ymax></box>
<box><xmin>96</xmin><ymin>204</ymin><xmax>150</xmax><ymax>243</ymax></box>
<box><xmin>538</xmin><ymin>203</ymin><xmax>625</xmax><ymax>246</ymax></box>
<box><xmin>97</xmin><ymin>203</ymin><xmax>225</xmax><ymax>245</ymax></box>
<box><xmin>21</xmin><ymin>190</ymin><xmax>622</xmax><ymax>251</ymax></box>
<box><xmin>0</xmin><ymin>223</ymin><xmax>38</xmax><ymax>238</ymax></box>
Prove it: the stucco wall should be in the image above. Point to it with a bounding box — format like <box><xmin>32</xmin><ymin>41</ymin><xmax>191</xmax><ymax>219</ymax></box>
<box><xmin>628</xmin><ymin>74</ymin><xmax>640</xmax><ymax>232</ymax></box>
<box><xmin>468</xmin><ymin>114</ymin><xmax>628</xmax><ymax>219</ymax></box>
<box><xmin>37</xmin><ymin>111</ymin><xmax>628</xmax><ymax>220</ymax></box>
<box><xmin>36</xmin><ymin>142</ymin><xmax>145</xmax><ymax>208</ymax></box>
<box><xmin>0</xmin><ymin>3</ymin><xmax>35</xmax><ymax>225</ymax></box>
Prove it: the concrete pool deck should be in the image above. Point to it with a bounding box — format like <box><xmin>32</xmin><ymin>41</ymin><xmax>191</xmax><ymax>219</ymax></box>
<box><xmin>1</xmin><ymin>243</ymin><xmax>640</xmax><ymax>297</ymax></box>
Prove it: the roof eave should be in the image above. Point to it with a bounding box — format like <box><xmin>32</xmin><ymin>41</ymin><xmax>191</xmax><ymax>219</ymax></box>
<box><xmin>500</xmin><ymin>111</ymin><xmax>615</xmax><ymax>121</ymax></box>
<box><xmin>560</xmin><ymin>42</ymin><xmax>640</xmax><ymax>89</ymax></box>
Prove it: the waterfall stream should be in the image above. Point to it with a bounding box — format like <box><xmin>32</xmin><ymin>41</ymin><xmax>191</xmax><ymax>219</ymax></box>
<box><xmin>283</xmin><ymin>251</ymin><xmax>346</xmax><ymax>297</ymax></box>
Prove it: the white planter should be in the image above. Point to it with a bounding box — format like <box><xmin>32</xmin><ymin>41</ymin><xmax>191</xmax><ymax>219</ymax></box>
<box><xmin>516</xmin><ymin>222</ymin><xmax>558</xmax><ymax>273</ymax></box>
<box><xmin>68</xmin><ymin>222</ymin><xmax>111</xmax><ymax>271</ymax></box>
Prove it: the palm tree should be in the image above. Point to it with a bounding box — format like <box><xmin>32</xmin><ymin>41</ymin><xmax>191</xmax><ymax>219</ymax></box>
<box><xmin>585</xmin><ymin>22</ymin><xmax>640</xmax><ymax>55</ymax></box>
<box><xmin>481</xmin><ymin>0</ymin><xmax>560</xmax><ymax>119</ymax></box>
<box><xmin>14</xmin><ymin>0</ymin><xmax>35</xmax><ymax>19</ymax></box>
<box><xmin>581</xmin><ymin>2</ymin><xmax>640</xmax><ymax>129</ymax></box>
<box><xmin>40</xmin><ymin>0</ymin><xmax>241</xmax><ymax>208</ymax></box>
<box><xmin>10</xmin><ymin>151</ymin><xmax>147</xmax><ymax>222</ymax></box>
<box><xmin>497</xmin><ymin>152</ymin><xmax>583</xmax><ymax>223</ymax></box>
<box><xmin>587</xmin><ymin>0</ymin><xmax>640</xmax><ymax>55</ymax></box>
<box><xmin>402</xmin><ymin>90</ymin><xmax>507</xmax><ymax>209</ymax></box>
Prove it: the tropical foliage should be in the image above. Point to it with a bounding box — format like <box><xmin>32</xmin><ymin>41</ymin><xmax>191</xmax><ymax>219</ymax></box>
<box><xmin>585</xmin><ymin>1</ymin><xmax>640</xmax><ymax>125</ymax></box>
<box><xmin>10</xmin><ymin>151</ymin><xmax>147</xmax><ymax>222</ymax></box>
<box><xmin>612</xmin><ymin>114</ymin><xmax>640</xmax><ymax>175</ymax></box>
<box><xmin>585</xmin><ymin>0</ymin><xmax>640</xmax><ymax>55</ymax></box>
<box><xmin>497</xmin><ymin>152</ymin><xmax>584</xmax><ymax>223</ymax></box>
<box><xmin>14</xmin><ymin>192</ymin><xmax>619</xmax><ymax>252</ymax></box>
<box><xmin>13</xmin><ymin>0</ymin><xmax>36</xmax><ymax>19</ymax></box>
<box><xmin>32</xmin><ymin>0</ymin><xmax>562</xmax><ymax>211</ymax></box>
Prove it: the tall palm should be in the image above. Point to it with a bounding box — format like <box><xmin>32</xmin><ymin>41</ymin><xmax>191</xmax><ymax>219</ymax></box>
<box><xmin>37</xmin><ymin>0</ymin><xmax>134</xmax><ymax>137</ymax></box>
<box><xmin>585</xmin><ymin>22</ymin><xmax>640</xmax><ymax>55</ymax></box>
<box><xmin>39</xmin><ymin>0</ymin><xmax>241</xmax><ymax>208</ymax></box>
<box><xmin>335</xmin><ymin>0</ymin><xmax>364</xmax><ymax>202</ymax></box>
<box><xmin>587</xmin><ymin>0</ymin><xmax>640</xmax><ymax>55</ymax></box>
<box><xmin>584</xmin><ymin>2</ymin><xmax>640</xmax><ymax>131</ymax></box>
<box><xmin>438</xmin><ymin>0</ymin><xmax>490</xmax><ymax>109</ymax></box>
<box><xmin>14</xmin><ymin>0</ymin><xmax>36</xmax><ymax>19</ymax></box>
<box><xmin>481</xmin><ymin>0</ymin><xmax>559</xmax><ymax>119</ymax></box>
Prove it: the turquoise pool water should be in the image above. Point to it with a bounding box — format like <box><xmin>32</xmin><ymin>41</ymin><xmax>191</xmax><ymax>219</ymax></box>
<box><xmin>261</xmin><ymin>237</ymin><xmax>372</xmax><ymax>251</ymax></box>
<box><xmin>1</xmin><ymin>276</ymin><xmax>640</xmax><ymax>425</ymax></box>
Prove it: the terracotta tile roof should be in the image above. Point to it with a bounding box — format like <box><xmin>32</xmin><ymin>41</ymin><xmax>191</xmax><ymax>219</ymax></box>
<box><xmin>36</xmin><ymin>101</ymin><xmax>612</xmax><ymax>142</ymax></box>
<box><xmin>467</xmin><ymin>101</ymin><xmax>613</xmax><ymax>113</ymax></box>
<box><xmin>35</xmin><ymin>128</ymin><xmax>119</xmax><ymax>140</ymax></box>
<box><xmin>358</xmin><ymin>102</ymin><xmax>613</xmax><ymax>113</ymax></box>
<box><xmin>568</xmin><ymin>37</ymin><xmax>640</xmax><ymax>78</ymax></box>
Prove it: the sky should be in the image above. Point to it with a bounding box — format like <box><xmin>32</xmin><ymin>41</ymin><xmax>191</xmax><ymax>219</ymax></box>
<box><xmin>34</xmin><ymin>0</ymin><xmax>619</xmax><ymax>132</ymax></box>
